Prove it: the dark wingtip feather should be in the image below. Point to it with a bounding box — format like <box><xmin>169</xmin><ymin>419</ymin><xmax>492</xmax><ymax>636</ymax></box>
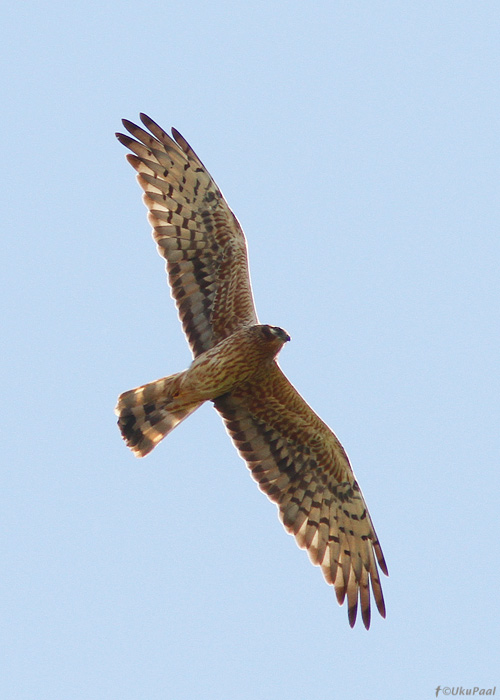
<box><xmin>171</xmin><ymin>127</ymin><xmax>189</xmax><ymax>152</ymax></box>
<box><xmin>121</xmin><ymin>118</ymin><xmax>139</xmax><ymax>134</ymax></box>
<box><xmin>139</xmin><ymin>113</ymin><xmax>159</xmax><ymax>132</ymax></box>
<box><xmin>116</xmin><ymin>132</ymin><xmax>135</xmax><ymax>148</ymax></box>
<box><xmin>171</xmin><ymin>126</ymin><xmax>182</xmax><ymax>141</ymax></box>
<box><xmin>348</xmin><ymin>603</ymin><xmax>358</xmax><ymax>628</ymax></box>
<box><xmin>377</xmin><ymin>597</ymin><xmax>387</xmax><ymax>619</ymax></box>
<box><xmin>361</xmin><ymin>604</ymin><xmax>371</xmax><ymax>630</ymax></box>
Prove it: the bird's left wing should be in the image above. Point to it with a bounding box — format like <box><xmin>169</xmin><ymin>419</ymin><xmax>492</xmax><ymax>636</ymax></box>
<box><xmin>213</xmin><ymin>362</ymin><xmax>388</xmax><ymax>629</ymax></box>
<box><xmin>116</xmin><ymin>115</ymin><xmax>258</xmax><ymax>357</ymax></box>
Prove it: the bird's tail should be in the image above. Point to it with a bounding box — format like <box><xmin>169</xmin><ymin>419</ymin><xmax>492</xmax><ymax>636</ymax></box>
<box><xmin>115</xmin><ymin>372</ymin><xmax>202</xmax><ymax>457</ymax></box>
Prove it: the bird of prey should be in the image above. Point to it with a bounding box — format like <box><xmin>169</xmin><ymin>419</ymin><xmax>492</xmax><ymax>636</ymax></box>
<box><xmin>115</xmin><ymin>114</ymin><xmax>388</xmax><ymax>629</ymax></box>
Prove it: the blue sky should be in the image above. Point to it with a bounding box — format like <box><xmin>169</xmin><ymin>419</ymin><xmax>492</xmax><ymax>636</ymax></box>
<box><xmin>2</xmin><ymin>1</ymin><xmax>499</xmax><ymax>698</ymax></box>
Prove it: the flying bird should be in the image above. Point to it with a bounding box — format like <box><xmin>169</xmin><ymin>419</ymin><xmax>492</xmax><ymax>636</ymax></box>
<box><xmin>115</xmin><ymin>114</ymin><xmax>388</xmax><ymax>629</ymax></box>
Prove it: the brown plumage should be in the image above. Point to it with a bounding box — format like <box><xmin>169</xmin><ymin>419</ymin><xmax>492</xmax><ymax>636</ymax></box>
<box><xmin>115</xmin><ymin>114</ymin><xmax>388</xmax><ymax>629</ymax></box>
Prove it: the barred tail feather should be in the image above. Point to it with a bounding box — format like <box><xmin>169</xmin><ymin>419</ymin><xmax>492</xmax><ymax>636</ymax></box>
<box><xmin>115</xmin><ymin>373</ymin><xmax>202</xmax><ymax>457</ymax></box>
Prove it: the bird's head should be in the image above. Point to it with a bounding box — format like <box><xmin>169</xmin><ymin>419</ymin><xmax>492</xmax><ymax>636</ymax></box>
<box><xmin>260</xmin><ymin>325</ymin><xmax>291</xmax><ymax>345</ymax></box>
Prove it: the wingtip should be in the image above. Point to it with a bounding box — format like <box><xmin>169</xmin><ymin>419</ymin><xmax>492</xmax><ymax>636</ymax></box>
<box><xmin>115</xmin><ymin>131</ymin><xmax>130</xmax><ymax>147</ymax></box>
<box><xmin>377</xmin><ymin>598</ymin><xmax>387</xmax><ymax>619</ymax></box>
<box><xmin>121</xmin><ymin>118</ymin><xmax>137</xmax><ymax>134</ymax></box>
<box><xmin>139</xmin><ymin>112</ymin><xmax>156</xmax><ymax>130</ymax></box>
<box><xmin>171</xmin><ymin>127</ymin><xmax>188</xmax><ymax>150</ymax></box>
<box><xmin>348</xmin><ymin>603</ymin><xmax>358</xmax><ymax>628</ymax></box>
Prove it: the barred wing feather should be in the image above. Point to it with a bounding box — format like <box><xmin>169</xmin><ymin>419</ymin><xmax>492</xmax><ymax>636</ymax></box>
<box><xmin>116</xmin><ymin>115</ymin><xmax>257</xmax><ymax>357</ymax></box>
<box><xmin>214</xmin><ymin>362</ymin><xmax>387</xmax><ymax>629</ymax></box>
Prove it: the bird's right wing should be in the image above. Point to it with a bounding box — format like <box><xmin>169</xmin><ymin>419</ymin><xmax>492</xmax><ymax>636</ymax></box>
<box><xmin>117</xmin><ymin>114</ymin><xmax>258</xmax><ymax>357</ymax></box>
